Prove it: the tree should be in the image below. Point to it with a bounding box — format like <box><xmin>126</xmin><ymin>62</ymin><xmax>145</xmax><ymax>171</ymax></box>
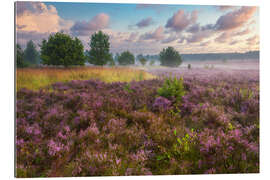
<box><xmin>118</xmin><ymin>51</ymin><xmax>135</xmax><ymax>66</ymax></box>
<box><xmin>136</xmin><ymin>54</ymin><xmax>143</xmax><ymax>61</ymax></box>
<box><xmin>40</xmin><ymin>32</ymin><xmax>85</xmax><ymax>67</ymax></box>
<box><xmin>150</xmin><ymin>59</ymin><xmax>155</xmax><ymax>66</ymax></box>
<box><xmin>16</xmin><ymin>44</ymin><xmax>27</xmax><ymax>68</ymax></box>
<box><xmin>159</xmin><ymin>47</ymin><xmax>182</xmax><ymax>67</ymax></box>
<box><xmin>107</xmin><ymin>53</ymin><xmax>115</xmax><ymax>66</ymax></box>
<box><xmin>24</xmin><ymin>40</ymin><xmax>39</xmax><ymax>65</ymax></box>
<box><xmin>114</xmin><ymin>53</ymin><xmax>120</xmax><ymax>63</ymax></box>
<box><xmin>139</xmin><ymin>57</ymin><xmax>147</xmax><ymax>66</ymax></box>
<box><xmin>87</xmin><ymin>31</ymin><xmax>112</xmax><ymax>66</ymax></box>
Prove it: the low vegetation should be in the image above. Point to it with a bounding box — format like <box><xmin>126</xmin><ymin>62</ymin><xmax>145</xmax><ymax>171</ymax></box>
<box><xmin>16</xmin><ymin>69</ymin><xmax>259</xmax><ymax>177</ymax></box>
<box><xmin>16</xmin><ymin>67</ymin><xmax>155</xmax><ymax>91</ymax></box>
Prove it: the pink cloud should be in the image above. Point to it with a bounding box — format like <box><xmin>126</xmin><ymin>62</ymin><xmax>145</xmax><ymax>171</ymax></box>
<box><xmin>186</xmin><ymin>30</ymin><xmax>212</xmax><ymax>43</ymax></box>
<box><xmin>71</xmin><ymin>13</ymin><xmax>110</xmax><ymax>36</ymax></box>
<box><xmin>140</xmin><ymin>26</ymin><xmax>164</xmax><ymax>41</ymax></box>
<box><xmin>215</xmin><ymin>32</ymin><xmax>231</xmax><ymax>43</ymax></box>
<box><xmin>165</xmin><ymin>10</ymin><xmax>198</xmax><ymax>32</ymax></box>
<box><xmin>246</xmin><ymin>35</ymin><xmax>259</xmax><ymax>45</ymax></box>
<box><xmin>136</xmin><ymin>17</ymin><xmax>154</xmax><ymax>28</ymax></box>
<box><xmin>16</xmin><ymin>2</ymin><xmax>73</xmax><ymax>33</ymax></box>
<box><xmin>215</xmin><ymin>7</ymin><xmax>257</xmax><ymax>31</ymax></box>
<box><xmin>234</xmin><ymin>28</ymin><xmax>251</xmax><ymax>36</ymax></box>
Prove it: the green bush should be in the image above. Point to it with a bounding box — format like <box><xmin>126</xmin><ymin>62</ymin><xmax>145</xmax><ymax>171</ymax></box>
<box><xmin>157</xmin><ymin>76</ymin><xmax>186</xmax><ymax>102</ymax></box>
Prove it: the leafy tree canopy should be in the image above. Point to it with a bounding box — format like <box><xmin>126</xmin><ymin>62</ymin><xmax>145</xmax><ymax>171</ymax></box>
<box><xmin>16</xmin><ymin>44</ymin><xmax>28</xmax><ymax>68</ymax></box>
<box><xmin>24</xmin><ymin>40</ymin><xmax>39</xmax><ymax>65</ymax></box>
<box><xmin>118</xmin><ymin>51</ymin><xmax>135</xmax><ymax>66</ymax></box>
<box><xmin>159</xmin><ymin>46</ymin><xmax>182</xmax><ymax>67</ymax></box>
<box><xmin>139</xmin><ymin>57</ymin><xmax>147</xmax><ymax>66</ymax></box>
<box><xmin>87</xmin><ymin>31</ymin><xmax>112</xmax><ymax>66</ymax></box>
<box><xmin>40</xmin><ymin>32</ymin><xmax>85</xmax><ymax>67</ymax></box>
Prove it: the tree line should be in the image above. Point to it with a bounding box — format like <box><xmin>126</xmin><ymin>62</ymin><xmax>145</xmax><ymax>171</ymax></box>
<box><xmin>16</xmin><ymin>31</ymin><xmax>182</xmax><ymax>68</ymax></box>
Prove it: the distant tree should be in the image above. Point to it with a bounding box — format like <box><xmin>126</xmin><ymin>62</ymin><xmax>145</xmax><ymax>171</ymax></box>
<box><xmin>118</xmin><ymin>51</ymin><xmax>135</xmax><ymax>66</ymax></box>
<box><xmin>16</xmin><ymin>44</ymin><xmax>27</xmax><ymax>68</ymax></box>
<box><xmin>114</xmin><ymin>53</ymin><xmax>120</xmax><ymax>63</ymax></box>
<box><xmin>159</xmin><ymin>46</ymin><xmax>182</xmax><ymax>67</ymax></box>
<box><xmin>188</xmin><ymin>64</ymin><xmax>191</xmax><ymax>69</ymax></box>
<box><xmin>87</xmin><ymin>31</ymin><xmax>112</xmax><ymax>66</ymax></box>
<box><xmin>136</xmin><ymin>54</ymin><xmax>144</xmax><ymax>60</ymax></box>
<box><xmin>150</xmin><ymin>59</ymin><xmax>155</xmax><ymax>66</ymax></box>
<box><xmin>107</xmin><ymin>53</ymin><xmax>115</xmax><ymax>66</ymax></box>
<box><xmin>40</xmin><ymin>32</ymin><xmax>85</xmax><ymax>67</ymax></box>
<box><xmin>139</xmin><ymin>57</ymin><xmax>147</xmax><ymax>66</ymax></box>
<box><xmin>24</xmin><ymin>40</ymin><xmax>39</xmax><ymax>65</ymax></box>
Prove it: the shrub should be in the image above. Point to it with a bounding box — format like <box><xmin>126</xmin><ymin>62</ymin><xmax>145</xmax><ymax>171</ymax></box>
<box><xmin>157</xmin><ymin>76</ymin><xmax>186</xmax><ymax>102</ymax></box>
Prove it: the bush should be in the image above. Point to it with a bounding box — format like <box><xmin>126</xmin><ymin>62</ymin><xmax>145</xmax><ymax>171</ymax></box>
<box><xmin>40</xmin><ymin>32</ymin><xmax>85</xmax><ymax>67</ymax></box>
<box><xmin>118</xmin><ymin>51</ymin><xmax>135</xmax><ymax>66</ymax></box>
<box><xmin>157</xmin><ymin>76</ymin><xmax>186</xmax><ymax>102</ymax></box>
<box><xmin>159</xmin><ymin>47</ymin><xmax>182</xmax><ymax>67</ymax></box>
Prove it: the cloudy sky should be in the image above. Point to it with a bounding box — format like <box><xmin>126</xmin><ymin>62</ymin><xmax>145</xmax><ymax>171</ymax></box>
<box><xmin>15</xmin><ymin>1</ymin><xmax>259</xmax><ymax>54</ymax></box>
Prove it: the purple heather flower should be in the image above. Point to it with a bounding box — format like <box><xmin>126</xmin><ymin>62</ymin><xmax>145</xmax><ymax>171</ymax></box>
<box><xmin>153</xmin><ymin>96</ymin><xmax>171</xmax><ymax>111</ymax></box>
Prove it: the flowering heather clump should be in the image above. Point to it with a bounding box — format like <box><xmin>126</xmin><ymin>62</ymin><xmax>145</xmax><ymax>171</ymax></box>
<box><xmin>153</xmin><ymin>96</ymin><xmax>172</xmax><ymax>111</ymax></box>
<box><xmin>16</xmin><ymin>68</ymin><xmax>259</xmax><ymax>177</ymax></box>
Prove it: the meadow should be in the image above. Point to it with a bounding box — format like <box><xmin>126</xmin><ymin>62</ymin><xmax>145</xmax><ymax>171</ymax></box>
<box><xmin>16</xmin><ymin>65</ymin><xmax>259</xmax><ymax>177</ymax></box>
<box><xmin>16</xmin><ymin>66</ymin><xmax>155</xmax><ymax>91</ymax></box>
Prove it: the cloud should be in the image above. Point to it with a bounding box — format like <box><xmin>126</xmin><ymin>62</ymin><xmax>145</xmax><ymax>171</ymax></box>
<box><xmin>16</xmin><ymin>30</ymin><xmax>50</xmax><ymax>49</ymax></box>
<box><xmin>186</xmin><ymin>30</ymin><xmax>212</xmax><ymax>43</ymax></box>
<box><xmin>200</xmin><ymin>40</ymin><xmax>212</xmax><ymax>46</ymax></box>
<box><xmin>125</xmin><ymin>32</ymin><xmax>139</xmax><ymax>42</ymax></box>
<box><xmin>187</xmin><ymin>23</ymin><xmax>200</xmax><ymax>33</ymax></box>
<box><xmin>234</xmin><ymin>28</ymin><xmax>251</xmax><ymax>36</ymax></box>
<box><xmin>246</xmin><ymin>35</ymin><xmax>259</xmax><ymax>45</ymax></box>
<box><xmin>230</xmin><ymin>40</ymin><xmax>239</xmax><ymax>45</ymax></box>
<box><xmin>140</xmin><ymin>26</ymin><xmax>164</xmax><ymax>41</ymax></box>
<box><xmin>165</xmin><ymin>10</ymin><xmax>198</xmax><ymax>32</ymax></box>
<box><xmin>135</xmin><ymin>17</ymin><xmax>154</xmax><ymax>28</ymax></box>
<box><xmin>161</xmin><ymin>34</ymin><xmax>178</xmax><ymax>44</ymax></box>
<box><xmin>215</xmin><ymin>7</ymin><xmax>257</xmax><ymax>31</ymax></box>
<box><xmin>16</xmin><ymin>2</ymin><xmax>73</xmax><ymax>33</ymax></box>
<box><xmin>71</xmin><ymin>13</ymin><xmax>110</xmax><ymax>36</ymax></box>
<box><xmin>214</xmin><ymin>32</ymin><xmax>231</xmax><ymax>43</ymax></box>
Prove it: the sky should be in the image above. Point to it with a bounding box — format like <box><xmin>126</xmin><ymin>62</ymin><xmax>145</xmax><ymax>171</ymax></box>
<box><xmin>15</xmin><ymin>1</ymin><xmax>259</xmax><ymax>55</ymax></box>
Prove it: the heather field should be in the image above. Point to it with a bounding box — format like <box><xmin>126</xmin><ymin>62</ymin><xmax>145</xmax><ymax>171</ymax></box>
<box><xmin>16</xmin><ymin>65</ymin><xmax>259</xmax><ymax>177</ymax></box>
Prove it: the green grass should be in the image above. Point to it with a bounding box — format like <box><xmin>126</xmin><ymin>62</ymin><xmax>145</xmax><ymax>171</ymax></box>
<box><xmin>16</xmin><ymin>67</ymin><xmax>156</xmax><ymax>91</ymax></box>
